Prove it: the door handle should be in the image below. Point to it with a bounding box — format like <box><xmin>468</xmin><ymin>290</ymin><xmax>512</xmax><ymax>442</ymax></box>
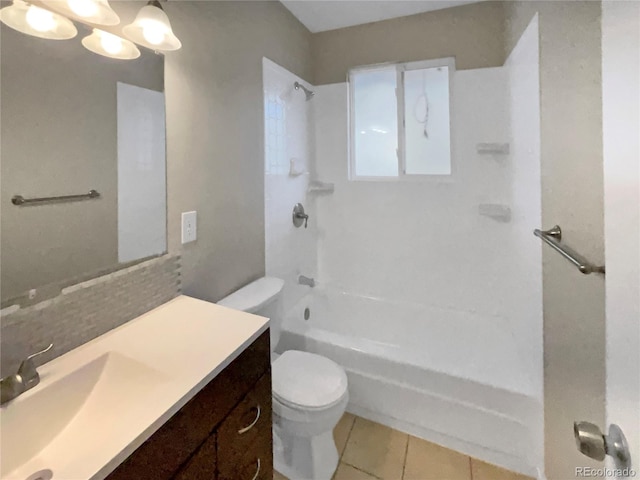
<box><xmin>574</xmin><ymin>422</ymin><xmax>631</xmax><ymax>470</ymax></box>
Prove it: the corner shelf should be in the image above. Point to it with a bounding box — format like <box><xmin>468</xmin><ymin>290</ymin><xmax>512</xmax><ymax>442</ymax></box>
<box><xmin>289</xmin><ymin>158</ymin><xmax>308</xmax><ymax>177</ymax></box>
<box><xmin>478</xmin><ymin>203</ymin><xmax>511</xmax><ymax>222</ymax></box>
<box><xmin>477</xmin><ymin>143</ymin><xmax>510</xmax><ymax>155</ymax></box>
<box><xmin>308</xmin><ymin>181</ymin><xmax>335</xmax><ymax>194</ymax></box>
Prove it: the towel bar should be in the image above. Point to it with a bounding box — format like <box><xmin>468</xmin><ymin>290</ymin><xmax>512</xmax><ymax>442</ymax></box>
<box><xmin>534</xmin><ymin>225</ymin><xmax>605</xmax><ymax>275</ymax></box>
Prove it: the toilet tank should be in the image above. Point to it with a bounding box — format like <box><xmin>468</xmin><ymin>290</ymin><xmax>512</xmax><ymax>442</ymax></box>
<box><xmin>217</xmin><ymin>277</ymin><xmax>285</xmax><ymax>350</ymax></box>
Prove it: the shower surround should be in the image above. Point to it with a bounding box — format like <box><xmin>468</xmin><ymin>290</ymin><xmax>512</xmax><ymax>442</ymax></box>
<box><xmin>263</xmin><ymin>17</ymin><xmax>543</xmax><ymax>477</ymax></box>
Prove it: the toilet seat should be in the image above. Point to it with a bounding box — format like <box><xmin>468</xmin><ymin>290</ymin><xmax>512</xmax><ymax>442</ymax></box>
<box><xmin>272</xmin><ymin>350</ymin><xmax>348</xmax><ymax>411</ymax></box>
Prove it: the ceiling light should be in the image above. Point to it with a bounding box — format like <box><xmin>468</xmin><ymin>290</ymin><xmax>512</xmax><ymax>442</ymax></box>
<box><xmin>0</xmin><ymin>0</ymin><xmax>77</xmax><ymax>39</ymax></box>
<box><xmin>123</xmin><ymin>0</ymin><xmax>181</xmax><ymax>52</ymax></box>
<box><xmin>56</xmin><ymin>0</ymin><xmax>120</xmax><ymax>26</ymax></box>
<box><xmin>82</xmin><ymin>28</ymin><xmax>140</xmax><ymax>59</ymax></box>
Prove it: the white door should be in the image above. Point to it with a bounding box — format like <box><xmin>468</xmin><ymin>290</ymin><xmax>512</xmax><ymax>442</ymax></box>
<box><xmin>602</xmin><ymin>0</ymin><xmax>639</xmax><ymax>474</ymax></box>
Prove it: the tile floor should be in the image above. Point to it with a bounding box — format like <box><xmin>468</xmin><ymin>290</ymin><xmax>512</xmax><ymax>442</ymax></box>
<box><xmin>274</xmin><ymin>414</ymin><xmax>535</xmax><ymax>480</ymax></box>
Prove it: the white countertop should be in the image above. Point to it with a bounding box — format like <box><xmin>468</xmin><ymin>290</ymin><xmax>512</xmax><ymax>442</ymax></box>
<box><xmin>0</xmin><ymin>295</ymin><xmax>269</xmax><ymax>480</ymax></box>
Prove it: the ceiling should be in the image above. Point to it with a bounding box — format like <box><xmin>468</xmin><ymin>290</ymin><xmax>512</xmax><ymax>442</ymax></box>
<box><xmin>280</xmin><ymin>1</ymin><xmax>483</xmax><ymax>33</ymax></box>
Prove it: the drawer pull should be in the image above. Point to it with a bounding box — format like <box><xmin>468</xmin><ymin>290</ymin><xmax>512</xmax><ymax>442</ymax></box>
<box><xmin>250</xmin><ymin>458</ymin><xmax>261</xmax><ymax>480</ymax></box>
<box><xmin>238</xmin><ymin>405</ymin><xmax>261</xmax><ymax>434</ymax></box>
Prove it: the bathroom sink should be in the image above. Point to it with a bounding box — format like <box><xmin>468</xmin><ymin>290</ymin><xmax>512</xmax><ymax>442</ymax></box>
<box><xmin>0</xmin><ymin>352</ymin><xmax>168</xmax><ymax>478</ymax></box>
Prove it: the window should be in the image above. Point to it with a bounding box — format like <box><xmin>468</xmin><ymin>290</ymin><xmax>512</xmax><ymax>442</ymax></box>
<box><xmin>349</xmin><ymin>58</ymin><xmax>454</xmax><ymax>179</ymax></box>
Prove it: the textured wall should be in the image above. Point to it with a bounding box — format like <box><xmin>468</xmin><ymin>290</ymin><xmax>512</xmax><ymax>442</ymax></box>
<box><xmin>164</xmin><ymin>1</ymin><xmax>313</xmax><ymax>303</ymax></box>
<box><xmin>504</xmin><ymin>3</ymin><xmax>605</xmax><ymax>478</ymax></box>
<box><xmin>312</xmin><ymin>1</ymin><xmax>506</xmax><ymax>85</ymax></box>
<box><xmin>0</xmin><ymin>255</ymin><xmax>181</xmax><ymax>378</ymax></box>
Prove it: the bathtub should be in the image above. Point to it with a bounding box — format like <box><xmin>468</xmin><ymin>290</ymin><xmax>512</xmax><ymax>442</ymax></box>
<box><xmin>277</xmin><ymin>289</ymin><xmax>543</xmax><ymax>478</ymax></box>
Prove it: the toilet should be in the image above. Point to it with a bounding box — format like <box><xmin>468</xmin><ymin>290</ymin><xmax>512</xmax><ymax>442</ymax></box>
<box><xmin>218</xmin><ymin>277</ymin><xmax>348</xmax><ymax>480</ymax></box>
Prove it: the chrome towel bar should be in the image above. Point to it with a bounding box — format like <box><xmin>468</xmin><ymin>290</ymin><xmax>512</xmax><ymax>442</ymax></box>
<box><xmin>534</xmin><ymin>225</ymin><xmax>605</xmax><ymax>275</ymax></box>
<box><xmin>11</xmin><ymin>190</ymin><xmax>100</xmax><ymax>206</ymax></box>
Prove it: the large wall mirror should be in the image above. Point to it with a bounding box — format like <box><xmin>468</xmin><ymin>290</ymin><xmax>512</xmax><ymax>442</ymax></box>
<box><xmin>0</xmin><ymin>20</ymin><xmax>166</xmax><ymax>305</ymax></box>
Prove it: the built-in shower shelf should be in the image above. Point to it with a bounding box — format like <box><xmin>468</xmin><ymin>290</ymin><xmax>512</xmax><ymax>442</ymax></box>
<box><xmin>289</xmin><ymin>158</ymin><xmax>309</xmax><ymax>177</ymax></box>
<box><xmin>308</xmin><ymin>181</ymin><xmax>335</xmax><ymax>194</ymax></box>
<box><xmin>477</xmin><ymin>143</ymin><xmax>510</xmax><ymax>155</ymax></box>
<box><xmin>478</xmin><ymin>203</ymin><xmax>511</xmax><ymax>222</ymax></box>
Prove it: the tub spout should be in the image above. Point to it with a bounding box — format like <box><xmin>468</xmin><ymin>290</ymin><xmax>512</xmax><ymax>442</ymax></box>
<box><xmin>298</xmin><ymin>275</ymin><xmax>315</xmax><ymax>288</ymax></box>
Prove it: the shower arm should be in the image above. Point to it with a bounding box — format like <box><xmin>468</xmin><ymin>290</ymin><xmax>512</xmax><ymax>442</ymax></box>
<box><xmin>294</xmin><ymin>81</ymin><xmax>314</xmax><ymax>101</ymax></box>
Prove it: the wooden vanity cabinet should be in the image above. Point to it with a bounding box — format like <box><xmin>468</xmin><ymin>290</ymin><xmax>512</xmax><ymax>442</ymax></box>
<box><xmin>106</xmin><ymin>330</ymin><xmax>272</xmax><ymax>480</ymax></box>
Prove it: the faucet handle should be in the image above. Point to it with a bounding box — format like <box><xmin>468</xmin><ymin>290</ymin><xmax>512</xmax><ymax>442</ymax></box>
<box><xmin>18</xmin><ymin>343</ymin><xmax>53</xmax><ymax>388</ymax></box>
<box><xmin>25</xmin><ymin>343</ymin><xmax>53</xmax><ymax>362</ymax></box>
<box><xmin>292</xmin><ymin>203</ymin><xmax>309</xmax><ymax>229</ymax></box>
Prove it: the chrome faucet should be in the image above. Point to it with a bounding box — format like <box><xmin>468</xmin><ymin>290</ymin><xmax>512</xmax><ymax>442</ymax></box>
<box><xmin>1</xmin><ymin>343</ymin><xmax>53</xmax><ymax>405</ymax></box>
<box><xmin>298</xmin><ymin>275</ymin><xmax>315</xmax><ymax>288</ymax></box>
<box><xmin>293</xmin><ymin>203</ymin><xmax>309</xmax><ymax>229</ymax></box>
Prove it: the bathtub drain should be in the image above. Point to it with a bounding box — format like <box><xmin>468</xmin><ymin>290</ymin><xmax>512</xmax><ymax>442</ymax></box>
<box><xmin>304</xmin><ymin>307</ymin><xmax>310</xmax><ymax>320</ymax></box>
<box><xmin>26</xmin><ymin>470</ymin><xmax>53</xmax><ymax>480</ymax></box>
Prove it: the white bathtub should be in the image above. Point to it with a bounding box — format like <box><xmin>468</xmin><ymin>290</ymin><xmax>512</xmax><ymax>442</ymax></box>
<box><xmin>277</xmin><ymin>289</ymin><xmax>543</xmax><ymax>478</ymax></box>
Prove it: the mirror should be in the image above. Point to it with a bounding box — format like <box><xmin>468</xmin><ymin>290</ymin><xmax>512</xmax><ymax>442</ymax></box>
<box><xmin>0</xmin><ymin>22</ymin><xmax>166</xmax><ymax>304</ymax></box>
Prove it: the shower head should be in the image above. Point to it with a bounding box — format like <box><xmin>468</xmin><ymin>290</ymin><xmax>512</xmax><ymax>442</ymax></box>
<box><xmin>294</xmin><ymin>81</ymin><xmax>314</xmax><ymax>101</ymax></box>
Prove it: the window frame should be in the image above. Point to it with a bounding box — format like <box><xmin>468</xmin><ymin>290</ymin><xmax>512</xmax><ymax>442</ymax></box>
<box><xmin>348</xmin><ymin>57</ymin><xmax>456</xmax><ymax>182</ymax></box>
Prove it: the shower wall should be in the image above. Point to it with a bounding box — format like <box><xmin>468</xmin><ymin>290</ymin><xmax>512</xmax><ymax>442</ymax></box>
<box><xmin>312</xmin><ymin>40</ymin><xmax>542</xmax><ymax>398</ymax></box>
<box><xmin>263</xmin><ymin>58</ymin><xmax>317</xmax><ymax>315</ymax></box>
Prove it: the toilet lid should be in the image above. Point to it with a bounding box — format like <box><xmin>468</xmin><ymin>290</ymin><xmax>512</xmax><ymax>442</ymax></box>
<box><xmin>272</xmin><ymin>351</ymin><xmax>348</xmax><ymax>409</ymax></box>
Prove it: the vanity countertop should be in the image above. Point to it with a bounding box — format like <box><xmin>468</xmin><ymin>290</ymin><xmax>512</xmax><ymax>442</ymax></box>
<box><xmin>0</xmin><ymin>295</ymin><xmax>269</xmax><ymax>480</ymax></box>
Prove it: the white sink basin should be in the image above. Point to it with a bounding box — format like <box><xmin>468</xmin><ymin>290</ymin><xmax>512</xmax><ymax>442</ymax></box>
<box><xmin>1</xmin><ymin>352</ymin><xmax>168</xmax><ymax>479</ymax></box>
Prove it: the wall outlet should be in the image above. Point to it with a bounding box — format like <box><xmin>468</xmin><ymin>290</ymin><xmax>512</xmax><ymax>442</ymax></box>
<box><xmin>181</xmin><ymin>211</ymin><xmax>197</xmax><ymax>244</ymax></box>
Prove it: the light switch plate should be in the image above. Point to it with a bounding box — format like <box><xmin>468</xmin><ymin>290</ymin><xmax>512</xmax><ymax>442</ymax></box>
<box><xmin>181</xmin><ymin>211</ymin><xmax>197</xmax><ymax>244</ymax></box>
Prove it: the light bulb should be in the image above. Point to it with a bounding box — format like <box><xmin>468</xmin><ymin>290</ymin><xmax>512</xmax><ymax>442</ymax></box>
<box><xmin>67</xmin><ymin>0</ymin><xmax>98</xmax><ymax>18</ymax></box>
<box><xmin>122</xmin><ymin>2</ymin><xmax>181</xmax><ymax>51</ymax></box>
<box><xmin>100</xmin><ymin>31</ymin><xmax>122</xmax><ymax>54</ymax></box>
<box><xmin>25</xmin><ymin>5</ymin><xmax>55</xmax><ymax>32</ymax></box>
<box><xmin>141</xmin><ymin>20</ymin><xmax>165</xmax><ymax>45</ymax></box>
<box><xmin>82</xmin><ymin>28</ymin><xmax>139</xmax><ymax>59</ymax></box>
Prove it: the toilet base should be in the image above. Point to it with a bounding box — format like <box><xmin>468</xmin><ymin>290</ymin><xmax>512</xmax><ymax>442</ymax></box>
<box><xmin>273</xmin><ymin>427</ymin><xmax>339</xmax><ymax>480</ymax></box>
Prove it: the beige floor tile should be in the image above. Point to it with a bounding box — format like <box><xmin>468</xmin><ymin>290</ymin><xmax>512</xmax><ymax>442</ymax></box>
<box><xmin>273</xmin><ymin>469</ymin><xmax>288</xmax><ymax>480</ymax></box>
<box><xmin>403</xmin><ymin>436</ymin><xmax>471</xmax><ymax>480</ymax></box>
<box><xmin>334</xmin><ymin>413</ymin><xmax>357</xmax><ymax>456</ymax></box>
<box><xmin>341</xmin><ymin>417</ymin><xmax>408</xmax><ymax>479</ymax></box>
<box><xmin>333</xmin><ymin>462</ymin><xmax>379</xmax><ymax>480</ymax></box>
<box><xmin>470</xmin><ymin>458</ymin><xmax>534</xmax><ymax>480</ymax></box>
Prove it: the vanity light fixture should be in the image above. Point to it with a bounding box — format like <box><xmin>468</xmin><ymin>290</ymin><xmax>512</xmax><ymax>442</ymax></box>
<box><xmin>82</xmin><ymin>28</ymin><xmax>140</xmax><ymax>60</ymax></box>
<box><xmin>55</xmin><ymin>0</ymin><xmax>120</xmax><ymax>26</ymax></box>
<box><xmin>0</xmin><ymin>0</ymin><xmax>77</xmax><ymax>40</ymax></box>
<box><xmin>123</xmin><ymin>0</ymin><xmax>181</xmax><ymax>52</ymax></box>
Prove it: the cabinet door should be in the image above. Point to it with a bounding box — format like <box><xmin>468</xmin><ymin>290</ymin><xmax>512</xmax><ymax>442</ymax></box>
<box><xmin>106</xmin><ymin>331</ymin><xmax>270</xmax><ymax>480</ymax></box>
<box><xmin>217</xmin><ymin>374</ymin><xmax>273</xmax><ymax>480</ymax></box>
<box><xmin>173</xmin><ymin>432</ymin><xmax>217</xmax><ymax>480</ymax></box>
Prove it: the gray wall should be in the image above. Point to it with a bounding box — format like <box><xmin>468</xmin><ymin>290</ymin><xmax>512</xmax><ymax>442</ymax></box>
<box><xmin>164</xmin><ymin>1</ymin><xmax>312</xmax><ymax>302</ymax></box>
<box><xmin>0</xmin><ymin>21</ymin><xmax>163</xmax><ymax>301</ymax></box>
<box><xmin>505</xmin><ymin>3</ymin><xmax>606</xmax><ymax>479</ymax></box>
<box><xmin>311</xmin><ymin>1</ymin><xmax>506</xmax><ymax>85</ymax></box>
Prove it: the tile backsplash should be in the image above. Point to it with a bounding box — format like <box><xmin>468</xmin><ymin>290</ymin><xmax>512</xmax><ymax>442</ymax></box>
<box><xmin>0</xmin><ymin>254</ymin><xmax>181</xmax><ymax>377</ymax></box>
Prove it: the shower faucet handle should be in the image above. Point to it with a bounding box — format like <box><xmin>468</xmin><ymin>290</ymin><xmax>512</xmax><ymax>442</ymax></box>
<box><xmin>293</xmin><ymin>203</ymin><xmax>308</xmax><ymax>228</ymax></box>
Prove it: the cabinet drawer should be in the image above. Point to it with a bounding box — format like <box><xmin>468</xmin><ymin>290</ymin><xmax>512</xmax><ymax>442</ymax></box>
<box><xmin>173</xmin><ymin>432</ymin><xmax>217</xmax><ymax>480</ymax></box>
<box><xmin>218</xmin><ymin>374</ymin><xmax>272</xmax><ymax>480</ymax></box>
<box><xmin>219</xmin><ymin>426</ymin><xmax>272</xmax><ymax>480</ymax></box>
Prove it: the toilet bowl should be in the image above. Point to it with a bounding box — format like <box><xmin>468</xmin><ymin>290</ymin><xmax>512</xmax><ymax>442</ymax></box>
<box><xmin>218</xmin><ymin>277</ymin><xmax>348</xmax><ymax>480</ymax></box>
